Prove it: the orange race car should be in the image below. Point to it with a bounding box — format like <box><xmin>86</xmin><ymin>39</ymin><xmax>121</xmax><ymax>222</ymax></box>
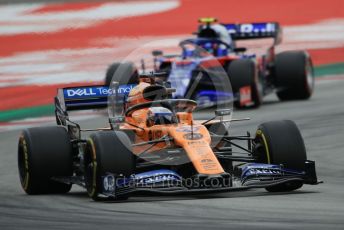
<box><xmin>18</xmin><ymin>72</ymin><xmax>320</xmax><ymax>201</ymax></box>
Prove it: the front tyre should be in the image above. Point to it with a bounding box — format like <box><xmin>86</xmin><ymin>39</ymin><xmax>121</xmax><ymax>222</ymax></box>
<box><xmin>18</xmin><ymin>127</ymin><xmax>73</xmax><ymax>195</ymax></box>
<box><xmin>84</xmin><ymin>131</ymin><xmax>135</xmax><ymax>201</ymax></box>
<box><xmin>254</xmin><ymin>120</ymin><xmax>307</xmax><ymax>192</ymax></box>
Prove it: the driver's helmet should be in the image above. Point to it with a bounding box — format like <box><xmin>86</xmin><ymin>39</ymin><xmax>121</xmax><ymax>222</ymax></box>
<box><xmin>146</xmin><ymin>107</ymin><xmax>174</xmax><ymax>126</ymax></box>
<box><xmin>198</xmin><ymin>24</ymin><xmax>232</xmax><ymax>55</ymax></box>
<box><xmin>210</xmin><ymin>24</ymin><xmax>232</xmax><ymax>47</ymax></box>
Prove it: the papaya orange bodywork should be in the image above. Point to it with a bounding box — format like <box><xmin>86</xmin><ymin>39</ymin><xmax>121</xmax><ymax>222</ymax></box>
<box><xmin>120</xmin><ymin>81</ymin><xmax>225</xmax><ymax>175</ymax></box>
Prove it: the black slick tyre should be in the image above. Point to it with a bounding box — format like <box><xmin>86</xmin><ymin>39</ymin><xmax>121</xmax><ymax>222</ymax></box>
<box><xmin>105</xmin><ymin>62</ymin><xmax>138</xmax><ymax>86</ymax></box>
<box><xmin>84</xmin><ymin>131</ymin><xmax>135</xmax><ymax>201</ymax></box>
<box><xmin>227</xmin><ymin>59</ymin><xmax>263</xmax><ymax>108</ymax></box>
<box><xmin>254</xmin><ymin>120</ymin><xmax>307</xmax><ymax>192</ymax></box>
<box><xmin>275</xmin><ymin>51</ymin><xmax>314</xmax><ymax>100</ymax></box>
<box><xmin>18</xmin><ymin>126</ymin><xmax>73</xmax><ymax>194</ymax></box>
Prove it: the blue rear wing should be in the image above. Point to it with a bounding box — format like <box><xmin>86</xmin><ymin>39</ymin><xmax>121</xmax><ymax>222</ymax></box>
<box><xmin>55</xmin><ymin>84</ymin><xmax>136</xmax><ymax>111</ymax></box>
<box><xmin>223</xmin><ymin>22</ymin><xmax>282</xmax><ymax>44</ymax></box>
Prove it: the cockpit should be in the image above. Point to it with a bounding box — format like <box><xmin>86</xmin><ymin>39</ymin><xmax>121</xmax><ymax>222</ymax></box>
<box><xmin>125</xmin><ymin>98</ymin><xmax>197</xmax><ymax>127</ymax></box>
<box><xmin>147</xmin><ymin>107</ymin><xmax>174</xmax><ymax>126</ymax></box>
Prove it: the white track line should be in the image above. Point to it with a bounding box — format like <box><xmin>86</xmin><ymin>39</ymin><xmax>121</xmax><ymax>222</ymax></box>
<box><xmin>0</xmin><ymin>1</ymin><xmax>179</xmax><ymax>35</ymax></box>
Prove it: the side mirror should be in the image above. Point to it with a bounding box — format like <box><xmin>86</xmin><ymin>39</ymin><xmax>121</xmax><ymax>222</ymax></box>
<box><xmin>215</xmin><ymin>109</ymin><xmax>232</xmax><ymax>116</ymax></box>
<box><xmin>152</xmin><ymin>50</ymin><xmax>163</xmax><ymax>56</ymax></box>
<box><xmin>109</xmin><ymin>116</ymin><xmax>125</xmax><ymax>130</ymax></box>
<box><xmin>233</xmin><ymin>47</ymin><xmax>247</xmax><ymax>53</ymax></box>
<box><xmin>109</xmin><ymin>116</ymin><xmax>125</xmax><ymax>123</ymax></box>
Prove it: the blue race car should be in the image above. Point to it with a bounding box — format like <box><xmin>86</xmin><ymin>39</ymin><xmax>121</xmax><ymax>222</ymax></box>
<box><xmin>105</xmin><ymin>18</ymin><xmax>314</xmax><ymax>108</ymax></box>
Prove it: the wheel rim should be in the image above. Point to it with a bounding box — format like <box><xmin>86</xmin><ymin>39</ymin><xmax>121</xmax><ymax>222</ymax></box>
<box><xmin>256</xmin><ymin>77</ymin><xmax>264</xmax><ymax>104</ymax></box>
<box><xmin>254</xmin><ymin>131</ymin><xmax>270</xmax><ymax>164</ymax></box>
<box><xmin>305</xmin><ymin>60</ymin><xmax>314</xmax><ymax>93</ymax></box>
<box><xmin>18</xmin><ymin>136</ymin><xmax>29</xmax><ymax>190</ymax></box>
<box><xmin>84</xmin><ymin>139</ymin><xmax>99</xmax><ymax>198</ymax></box>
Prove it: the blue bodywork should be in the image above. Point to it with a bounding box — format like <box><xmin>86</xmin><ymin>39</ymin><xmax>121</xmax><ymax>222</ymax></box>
<box><xmin>197</xmin><ymin>90</ymin><xmax>234</xmax><ymax>106</ymax></box>
<box><xmin>135</xmin><ymin>169</ymin><xmax>182</xmax><ymax>185</ymax></box>
<box><xmin>223</xmin><ymin>22</ymin><xmax>279</xmax><ymax>40</ymax></box>
<box><xmin>159</xmin><ymin>38</ymin><xmax>252</xmax><ymax>106</ymax></box>
<box><xmin>102</xmin><ymin>169</ymin><xmax>182</xmax><ymax>194</ymax></box>
<box><xmin>99</xmin><ymin>161</ymin><xmax>319</xmax><ymax>197</ymax></box>
<box><xmin>101</xmin><ymin>164</ymin><xmax>306</xmax><ymax>195</ymax></box>
<box><xmin>61</xmin><ymin>84</ymin><xmax>136</xmax><ymax>110</ymax></box>
<box><xmin>241</xmin><ymin>163</ymin><xmax>305</xmax><ymax>185</ymax></box>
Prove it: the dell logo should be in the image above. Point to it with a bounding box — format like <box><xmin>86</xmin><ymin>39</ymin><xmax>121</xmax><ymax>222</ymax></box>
<box><xmin>66</xmin><ymin>88</ymin><xmax>97</xmax><ymax>97</ymax></box>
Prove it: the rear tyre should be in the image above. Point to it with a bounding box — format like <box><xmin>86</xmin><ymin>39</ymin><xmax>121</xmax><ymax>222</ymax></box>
<box><xmin>227</xmin><ymin>59</ymin><xmax>263</xmax><ymax>108</ymax></box>
<box><xmin>275</xmin><ymin>51</ymin><xmax>314</xmax><ymax>100</ymax></box>
<box><xmin>105</xmin><ymin>62</ymin><xmax>139</xmax><ymax>86</ymax></box>
<box><xmin>18</xmin><ymin>127</ymin><xmax>73</xmax><ymax>195</ymax></box>
<box><xmin>254</xmin><ymin>120</ymin><xmax>307</xmax><ymax>192</ymax></box>
<box><xmin>84</xmin><ymin>131</ymin><xmax>135</xmax><ymax>201</ymax></box>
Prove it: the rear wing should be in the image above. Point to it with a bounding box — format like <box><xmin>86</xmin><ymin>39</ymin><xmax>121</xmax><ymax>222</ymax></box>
<box><xmin>55</xmin><ymin>84</ymin><xmax>136</xmax><ymax>112</ymax></box>
<box><xmin>223</xmin><ymin>22</ymin><xmax>282</xmax><ymax>44</ymax></box>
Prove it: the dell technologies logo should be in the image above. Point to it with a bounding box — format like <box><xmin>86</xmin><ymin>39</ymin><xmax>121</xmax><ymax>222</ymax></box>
<box><xmin>65</xmin><ymin>85</ymin><xmax>136</xmax><ymax>97</ymax></box>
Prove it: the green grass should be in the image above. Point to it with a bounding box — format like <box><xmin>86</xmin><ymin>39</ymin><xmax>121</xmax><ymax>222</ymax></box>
<box><xmin>0</xmin><ymin>105</ymin><xmax>54</xmax><ymax>122</ymax></box>
<box><xmin>314</xmin><ymin>62</ymin><xmax>344</xmax><ymax>77</ymax></box>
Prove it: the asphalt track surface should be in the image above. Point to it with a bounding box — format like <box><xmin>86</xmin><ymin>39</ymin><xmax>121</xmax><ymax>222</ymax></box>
<box><xmin>0</xmin><ymin>78</ymin><xmax>343</xmax><ymax>230</ymax></box>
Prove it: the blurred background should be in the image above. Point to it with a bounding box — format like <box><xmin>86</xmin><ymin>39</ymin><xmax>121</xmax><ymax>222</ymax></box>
<box><xmin>1</xmin><ymin>2</ymin><xmax>344</xmax><ymax>229</ymax></box>
<box><xmin>0</xmin><ymin>0</ymin><xmax>343</xmax><ymax>130</ymax></box>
